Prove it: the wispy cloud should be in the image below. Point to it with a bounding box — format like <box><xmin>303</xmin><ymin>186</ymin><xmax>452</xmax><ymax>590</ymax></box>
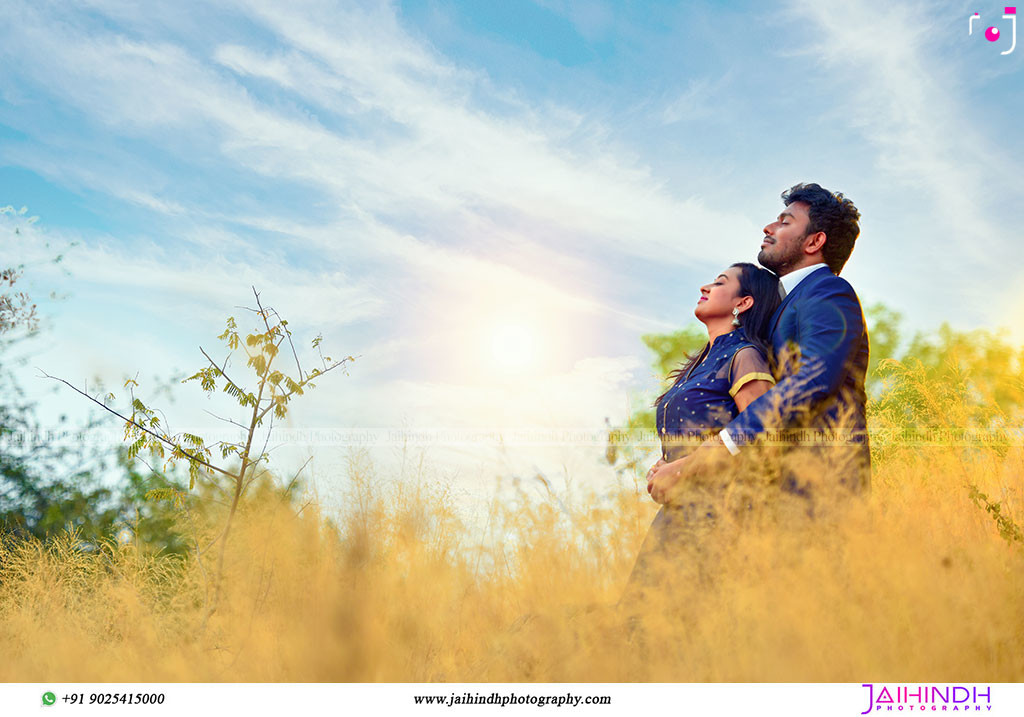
<box><xmin>2</xmin><ymin>0</ymin><xmax>712</xmax><ymax>488</ymax></box>
<box><xmin>1</xmin><ymin>0</ymin><xmax>763</xmax><ymax>338</ymax></box>
<box><xmin>784</xmin><ymin>0</ymin><xmax>1017</xmax><ymax>264</ymax></box>
<box><xmin>5</xmin><ymin>0</ymin><xmax>1023</xmax><ymax>488</ymax></box>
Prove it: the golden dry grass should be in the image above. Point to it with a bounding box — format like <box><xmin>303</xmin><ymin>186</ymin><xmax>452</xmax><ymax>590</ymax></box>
<box><xmin>2</xmin><ymin>374</ymin><xmax>1023</xmax><ymax>682</ymax></box>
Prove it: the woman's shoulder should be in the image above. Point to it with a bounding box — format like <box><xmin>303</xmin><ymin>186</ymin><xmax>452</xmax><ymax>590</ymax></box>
<box><xmin>732</xmin><ymin>343</ymin><xmax>767</xmax><ymax>360</ymax></box>
<box><xmin>728</xmin><ymin>344</ymin><xmax>772</xmax><ymax>379</ymax></box>
<box><xmin>728</xmin><ymin>330</ymin><xmax>765</xmax><ymax>359</ymax></box>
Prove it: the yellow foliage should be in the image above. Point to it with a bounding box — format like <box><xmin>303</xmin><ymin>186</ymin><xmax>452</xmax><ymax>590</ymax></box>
<box><xmin>2</xmin><ymin>359</ymin><xmax>1023</xmax><ymax>682</ymax></box>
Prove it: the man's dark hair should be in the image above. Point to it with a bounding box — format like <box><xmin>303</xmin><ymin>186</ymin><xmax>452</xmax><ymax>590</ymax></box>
<box><xmin>782</xmin><ymin>182</ymin><xmax>861</xmax><ymax>275</ymax></box>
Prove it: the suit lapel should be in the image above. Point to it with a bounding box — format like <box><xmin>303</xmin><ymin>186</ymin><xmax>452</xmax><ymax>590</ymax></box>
<box><xmin>770</xmin><ymin>266</ymin><xmax>832</xmax><ymax>337</ymax></box>
<box><xmin>769</xmin><ymin>289</ymin><xmax>797</xmax><ymax>337</ymax></box>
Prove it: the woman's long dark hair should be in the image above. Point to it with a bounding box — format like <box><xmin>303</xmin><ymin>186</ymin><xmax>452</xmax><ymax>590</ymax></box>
<box><xmin>654</xmin><ymin>262</ymin><xmax>781</xmax><ymax>407</ymax></box>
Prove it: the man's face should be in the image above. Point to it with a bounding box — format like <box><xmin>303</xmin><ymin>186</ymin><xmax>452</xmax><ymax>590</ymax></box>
<box><xmin>758</xmin><ymin>200</ymin><xmax>813</xmax><ymax>275</ymax></box>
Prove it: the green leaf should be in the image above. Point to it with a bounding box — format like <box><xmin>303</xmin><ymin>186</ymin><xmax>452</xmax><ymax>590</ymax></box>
<box><xmin>126</xmin><ymin>437</ymin><xmax>146</xmax><ymax>459</ymax></box>
<box><xmin>218</xmin><ymin>316</ymin><xmax>237</xmax><ymax>340</ymax></box>
<box><xmin>247</xmin><ymin>354</ymin><xmax>266</xmax><ymax>376</ymax></box>
<box><xmin>145</xmin><ymin>488</ymin><xmax>187</xmax><ymax>508</ymax></box>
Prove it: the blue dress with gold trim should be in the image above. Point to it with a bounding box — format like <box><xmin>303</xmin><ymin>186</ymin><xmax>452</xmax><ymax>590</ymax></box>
<box><xmin>626</xmin><ymin>327</ymin><xmax>774</xmax><ymax>594</ymax></box>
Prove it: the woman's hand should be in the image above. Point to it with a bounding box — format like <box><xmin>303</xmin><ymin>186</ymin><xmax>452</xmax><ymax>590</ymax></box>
<box><xmin>648</xmin><ymin>456</ymin><xmax>689</xmax><ymax>504</ymax></box>
<box><xmin>649</xmin><ymin>441</ymin><xmax>734</xmax><ymax>503</ymax></box>
<box><xmin>644</xmin><ymin>457</ymin><xmax>666</xmax><ymax>491</ymax></box>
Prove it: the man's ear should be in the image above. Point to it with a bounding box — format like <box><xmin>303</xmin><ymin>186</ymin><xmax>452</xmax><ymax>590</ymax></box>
<box><xmin>803</xmin><ymin>231</ymin><xmax>827</xmax><ymax>255</ymax></box>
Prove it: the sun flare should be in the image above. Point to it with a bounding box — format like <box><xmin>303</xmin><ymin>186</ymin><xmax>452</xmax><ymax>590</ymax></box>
<box><xmin>489</xmin><ymin>322</ymin><xmax>537</xmax><ymax>373</ymax></box>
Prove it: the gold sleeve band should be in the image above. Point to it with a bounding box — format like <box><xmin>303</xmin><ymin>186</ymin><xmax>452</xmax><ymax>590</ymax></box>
<box><xmin>729</xmin><ymin>372</ymin><xmax>776</xmax><ymax>397</ymax></box>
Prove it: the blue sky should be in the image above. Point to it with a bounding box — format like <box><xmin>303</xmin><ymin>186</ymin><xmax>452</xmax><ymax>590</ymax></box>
<box><xmin>2</xmin><ymin>0</ymin><xmax>1023</xmax><ymax>500</ymax></box>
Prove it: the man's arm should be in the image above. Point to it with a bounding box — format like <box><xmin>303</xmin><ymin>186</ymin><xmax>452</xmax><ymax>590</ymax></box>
<box><xmin>648</xmin><ymin>351</ymin><xmax>773</xmax><ymax>502</ymax></box>
<box><xmin>721</xmin><ymin>280</ymin><xmax>865</xmax><ymax>450</ymax></box>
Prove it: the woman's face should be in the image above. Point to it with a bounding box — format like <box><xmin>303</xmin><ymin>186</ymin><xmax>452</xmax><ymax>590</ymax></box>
<box><xmin>694</xmin><ymin>267</ymin><xmax>746</xmax><ymax>323</ymax></box>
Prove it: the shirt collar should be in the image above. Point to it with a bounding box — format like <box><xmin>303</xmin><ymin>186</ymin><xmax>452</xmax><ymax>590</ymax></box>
<box><xmin>779</xmin><ymin>263</ymin><xmax>829</xmax><ymax>297</ymax></box>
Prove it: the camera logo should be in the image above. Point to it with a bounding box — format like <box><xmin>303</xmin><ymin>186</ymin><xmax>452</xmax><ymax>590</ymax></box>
<box><xmin>970</xmin><ymin>7</ymin><xmax>1017</xmax><ymax>55</ymax></box>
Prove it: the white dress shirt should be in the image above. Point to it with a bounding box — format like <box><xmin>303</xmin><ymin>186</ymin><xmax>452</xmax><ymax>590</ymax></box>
<box><xmin>778</xmin><ymin>262</ymin><xmax>829</xmax><ymax>298</ymax></box>
<box><xmin>719</xmin><ymin>262</ymin><xmax>830</xmax><ymax>455</ymax></box>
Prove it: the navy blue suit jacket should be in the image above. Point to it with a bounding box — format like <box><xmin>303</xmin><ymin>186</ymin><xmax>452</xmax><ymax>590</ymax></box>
<box><xmin>723</xmin><ymin>265</ymin><xmax>871</xmax><ymax>493</ymax></box>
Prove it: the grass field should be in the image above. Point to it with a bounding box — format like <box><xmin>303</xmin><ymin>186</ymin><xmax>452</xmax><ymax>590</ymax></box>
<box><xmin>2</xmin><ymin>363</ymin><xmax>1023</xmax><ymax>682</ymax></box>
<box><xmin>2</xmin><ymin>348</ymin><xmax>1024</xmax><ymax>684</ymax></box>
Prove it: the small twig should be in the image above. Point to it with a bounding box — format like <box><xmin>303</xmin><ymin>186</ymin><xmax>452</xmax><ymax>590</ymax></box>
<box><xmin>241</xmin><ymin>413</ymin><xmax>275</xmax><ymax>498</ymax></box>
<box><xmin>259</xmin><ymin>411</ymin><xmax>274</xmax><ymax>464</ymax></box>
<box><xmin>153</xmin><ymin>406</ymin><xmax>173</xmax><ymax>435</ymax></box>
<box><xmin>38</xmin><ymin>370</ymin><xmax>237</xmax><ymax>481</ymax></box>
<box><xmin>252</xmin><ymin>358</ymin><xmax>351</xmax><ymax>424</ymax></box>
<box><xmin>282</xmin><ymin>456</ymin><xmax>313</xmax><ymax>500</ymax></box>
<box><xmin>199</xmin><ymin>346</ymin><xmax>248</xmax><ymax>399</ymax></box>
<box><xmin>266</xmin><ymin>305</ymin><xmax>305</xmax><ymax>383</ymax></box>
<box><xmin>202</xmin><ymin>409</ymin><xmax>248</xmax><ymax>431</ymax></box>
<box><xmin>200</xmin><ymin>522</ymin><xmax>231</xmax><ymax>555</ymax></box>
<box><xmin>132</xmin><ymin>456</ymin><xmax>229</xmax><ymax>501</ymax></box>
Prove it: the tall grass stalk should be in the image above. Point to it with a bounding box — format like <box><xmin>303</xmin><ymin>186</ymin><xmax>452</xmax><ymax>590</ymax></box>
<box><xmin>1</xmin><ymin>430</ymin><xmax>1021</xmax><ymax>681</ymax></box>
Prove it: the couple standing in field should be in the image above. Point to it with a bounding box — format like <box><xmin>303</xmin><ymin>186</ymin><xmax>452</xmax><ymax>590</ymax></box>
<box><xmin>628</xmin><ymin>181</ymin><xmax>870</xmax><ymax>591</ymax></box>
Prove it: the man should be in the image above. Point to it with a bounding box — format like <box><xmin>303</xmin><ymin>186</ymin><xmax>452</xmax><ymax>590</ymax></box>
<box><xmin>649</xmin><ymin>182</ymin><xmax>870</xmax><ymax>505</ymax></box>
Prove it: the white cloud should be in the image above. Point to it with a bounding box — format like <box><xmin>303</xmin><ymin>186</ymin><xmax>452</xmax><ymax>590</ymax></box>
<box><xmin>661</xmin><ymin>77</ymin><xmax>716</xmax><ymax>125</ymax></box>
<box><xmin>11</xmin><ymin>0</ymin><xmax>1021</xmax><ymax>495</ymax></box>
<box><xmin>2</xmin><ymin>0</ymin><xmax>757</xmax><ymax>341</ymax></box>
<box><xmin>783</xmin><ymin>0</ymin><xmax>1014</xmax><ymax>268</ymax></box>
<box><xmin>770</xmin><ymin>0</ymin><xmax>1024</xmax><ymax>338</ymax></box>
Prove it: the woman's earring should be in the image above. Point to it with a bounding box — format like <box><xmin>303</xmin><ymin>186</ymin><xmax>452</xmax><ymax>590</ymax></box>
<box><xmin>732</xmin><ymin>308</ymin><xmax>741</xmax><ymax>327</ymax></box>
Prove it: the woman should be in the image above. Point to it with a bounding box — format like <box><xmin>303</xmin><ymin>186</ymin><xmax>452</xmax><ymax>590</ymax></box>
<box><xmin>624</xmin><ymin>262</ymin><xmax>781</xmax><ymax>595</ymax></box>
